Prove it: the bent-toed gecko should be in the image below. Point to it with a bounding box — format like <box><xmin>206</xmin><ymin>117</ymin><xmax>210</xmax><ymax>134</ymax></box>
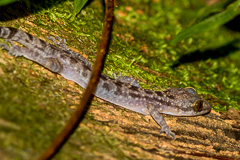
<box><xmin>0</xmin><ymin>27</ymin><xmax>211</xmax><ymax>139</ymax></box>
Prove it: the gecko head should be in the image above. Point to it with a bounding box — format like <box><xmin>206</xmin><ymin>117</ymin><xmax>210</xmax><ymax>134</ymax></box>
<box><xmin>159</xmin><ymin>87</ymin><xmax>211</xmax><ymax>116</ymax></box>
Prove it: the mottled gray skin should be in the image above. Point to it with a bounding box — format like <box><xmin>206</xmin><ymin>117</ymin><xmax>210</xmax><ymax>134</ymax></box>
<box><xmin>113</xmin><ymin>72</ymin><xmax>140</xmax><ymax>87</ymax></box>
<box><xmin>0</xmin><ymin>27</ymin><xmax>211</xmax><ymax>139</ymax></box>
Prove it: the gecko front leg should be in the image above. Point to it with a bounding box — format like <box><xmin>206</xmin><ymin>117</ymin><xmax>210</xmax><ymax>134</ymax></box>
<box><xmin>147</xmin><ymin>104</ymin><xmax>176</xmax><ymax>140</ymax></box>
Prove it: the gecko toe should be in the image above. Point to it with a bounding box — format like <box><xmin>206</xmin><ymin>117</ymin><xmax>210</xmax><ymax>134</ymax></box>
<box><xmin>169</xmin><ymin>132</ymin><xmax>176</xmax><ymax>140</ymax></box>
<box><xmin>0</xmin><ymin>43</ymin><xmax>10</xmax><ymax>51</ymax></box>
<box><xmin>48</xmin><ymin>36</ymin><xmax>57</xmax><ymax>43</ymax></box>
<box><xmin>48</xmin><ymin>36</ymin><xmax>69</xmax><ymax>50</ymax></box>
<box><xmin>159</xmin><ymin>128</ymin><xmax>176</xmax><ymax>140</ymax></box>
<box><xmin>55</xmin><ymin>36</ymin><xmax>61</xmax><ymax>41</ymax></box>
<box><xmin>56</xmin><ymin>36</ymin><xmax>67</xmax><ymax>45</ymax></box>
<box><xmin>0</xmin><ymin>40</ymin><xmax>24</xmax><ymax>57</ymax></box>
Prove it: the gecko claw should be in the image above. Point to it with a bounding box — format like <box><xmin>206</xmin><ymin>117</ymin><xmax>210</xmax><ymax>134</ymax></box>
<box><xmin>159</xmin><ymin>128</ymin><xmax>176</xmax><ymax>140</ymax></box>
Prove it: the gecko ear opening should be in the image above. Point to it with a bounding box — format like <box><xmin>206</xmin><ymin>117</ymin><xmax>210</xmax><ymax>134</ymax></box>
<box><xmin>193</xmin><ymin>100</ymin><xmax>204</xmax><ymax>112</ymax></box>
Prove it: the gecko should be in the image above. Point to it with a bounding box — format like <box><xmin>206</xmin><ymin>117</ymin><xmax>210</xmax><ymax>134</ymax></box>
<box><xmin>0</xmin><ymin>26</ymin><xmax>211</xmax><ymax>139</ymax></box>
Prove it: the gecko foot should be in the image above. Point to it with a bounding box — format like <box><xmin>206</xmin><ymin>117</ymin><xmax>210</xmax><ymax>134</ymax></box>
<box><xmin>0</xmin><ymin>40</ymin><xmax>23</xmax><ymax>57</ymax></box>
<box><xmin>48</xmin><ymin>36</ymin><xmax>93</xmax><ymax>69</ymax></box>
<box><xmin>48</xmin><ymin>36</ymin><xmax>69</xmax><ymax>50</ymax></box>
<box><xmin>159</xmin><ymin>126</ymin><xmax>176</xmax><ymax>140</ymax></box>
<box><xmin>0</xmin><ymin>43</ymin><xmax>10</xmax><ymax>51</ymax></box>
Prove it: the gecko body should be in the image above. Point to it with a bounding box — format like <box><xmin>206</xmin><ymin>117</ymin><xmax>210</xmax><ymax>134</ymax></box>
<box><xmin>0</xmin><ymin>27</ymin><xmax>211</xmax><ymax>139</ymax></box>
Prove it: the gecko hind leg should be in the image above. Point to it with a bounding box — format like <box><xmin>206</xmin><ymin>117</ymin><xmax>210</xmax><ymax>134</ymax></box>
<box><xmin>48</xmin><ymin>36</ymin><xmax>69</xmax><ymax>50</ymax></box>
<box><xmin>0</xmin><ymin>40</ymin><xmax>25</xmax><ymax>57</ymax></box>
<box><xmin>1</xmin><ymin>40</ymin><xmax>63</xmax><ymax>73</ymax></box>
<box><xmin>113</xmin><ymin>72</ymin><xmax>140</xmax><ymax>87</ymax></box>
<box><xmin>48</xmin><ymin>36</ymin><xmax>92</xmax><ymax>69</ymax></box>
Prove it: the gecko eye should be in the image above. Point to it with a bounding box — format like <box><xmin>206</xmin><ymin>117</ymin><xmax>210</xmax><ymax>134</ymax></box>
<box><xmin>193</xmin><ymin>100</ymin><xmax>204</xmax><ymax>112</ymax></box>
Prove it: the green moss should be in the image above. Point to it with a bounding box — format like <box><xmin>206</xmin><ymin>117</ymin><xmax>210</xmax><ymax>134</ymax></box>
<box><xmin>0</xmin><ymin>0</ymin><xmax>240</xmax><ymax>159</ymax></box>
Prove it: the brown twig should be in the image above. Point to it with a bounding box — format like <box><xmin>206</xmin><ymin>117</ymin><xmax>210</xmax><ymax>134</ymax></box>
<box><xmin>38</xmin><ymin>0</ymin><xmax>114</xmax><ymax>159</ymax></box>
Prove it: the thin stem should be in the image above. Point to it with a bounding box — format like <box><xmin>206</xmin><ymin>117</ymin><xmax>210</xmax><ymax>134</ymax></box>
<box><xmin>38</xmin><ymin>0</ymin><xmax>114</xmax><ymax>159</ymax></box>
